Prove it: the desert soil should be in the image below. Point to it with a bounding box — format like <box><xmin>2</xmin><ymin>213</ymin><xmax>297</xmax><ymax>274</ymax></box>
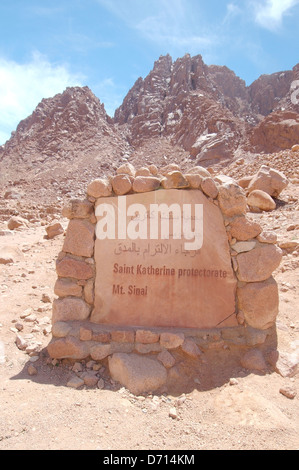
<box><xmin>0</xmin><ymin>184</ymin><xmax>298</xmax><ymax>451</ymax></box>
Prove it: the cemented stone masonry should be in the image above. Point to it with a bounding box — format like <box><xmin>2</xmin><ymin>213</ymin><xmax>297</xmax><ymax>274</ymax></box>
<box><xmin>48</xmin><ymin>162</ymin><xmax>282</xmax><ymax>363</ymax></box>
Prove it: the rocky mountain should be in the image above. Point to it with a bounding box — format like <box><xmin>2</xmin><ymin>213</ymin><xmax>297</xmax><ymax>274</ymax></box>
<box><xmin>0</xmin><ymin>53</ymin><xmax>298</xmax><ymax>207</ymax></box>
<box><xmin>115</xmin><ymin>54</ymin><xmax>299</xmax><ymax>164</ymax></box>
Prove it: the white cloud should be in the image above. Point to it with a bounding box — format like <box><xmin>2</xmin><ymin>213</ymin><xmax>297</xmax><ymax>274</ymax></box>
<box><xmin>253</xmin><ymin>0</ymin><xmax>299</xmax><ymax>30</ymax></box>
<box><xmin>97</xmin><ymin>0</ymin><xmax>214</xmax><ymax>55</ymax></box>
<box><xmin>0</xmin><ymin>52</ymin><xmax>84</xmax><ymax>145</ymax></box>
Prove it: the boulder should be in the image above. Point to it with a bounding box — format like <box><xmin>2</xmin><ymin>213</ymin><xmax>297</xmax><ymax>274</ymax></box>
<box><xmin>247</xmin><ymin>190</ymin><xmax>276</xmax><ymax>212</ymax></box>
<box><xmin>161</xmin><ymin>171</ymin><xmax>189</xmax><ymax>189</ymax></box>
<box><xmin>111</xmin><ymin>174</ymin><xmax>134</xmax><ymax>195</ymax></box>
<box><xmin>108</xmin><ymin>353</ymin><xmax>167</xmax><ymax>395</ymax></box>
<box><xmin>132</xmin><ymin>176</ymin><xmax>161</xmax><ymax>193</ymax></box>
<box><xmin>116</xmin><ymin>163</ymin><xmax>136</xmax><ymax>177</ymax></box>
<box><xmin>247</xmin><ymin>165</ymin><xmax>289</xmax><ymax>198</ymax></box>
<box><xmin>87</xmin><ymin>178</ymin><xmax>112</xmax><ymax>198</ymax></box>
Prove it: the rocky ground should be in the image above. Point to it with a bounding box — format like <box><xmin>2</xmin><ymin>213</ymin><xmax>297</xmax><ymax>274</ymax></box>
<box><xmin>0</xmin><ymin>161</ymin><xmax>298</xmax><ymax>451</ymax></box>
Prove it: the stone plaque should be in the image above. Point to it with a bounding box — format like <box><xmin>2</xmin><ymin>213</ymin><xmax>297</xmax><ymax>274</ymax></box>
<box><xmin>91</xmin><ymin>189</ymin><xmax>237</xmax><ymax>329</ymax></box>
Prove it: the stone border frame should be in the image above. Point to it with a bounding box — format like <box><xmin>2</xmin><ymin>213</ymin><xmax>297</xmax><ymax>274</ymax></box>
<box><xmin>48</xmin><ymin>162</ymin><xmax>282</xmax><ymax>362</ymax></box>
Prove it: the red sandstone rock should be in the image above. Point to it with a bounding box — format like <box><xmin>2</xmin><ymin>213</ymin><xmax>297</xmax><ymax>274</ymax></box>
<box><xmin>229</xmin><ymin>216</ymin><xmax>262</xmax><ymax>241</ymax></box>
<box><xmin>56</xmin><ymin>256</ymin><xmax>94</xmax><ymax>280</ymax></box>
<box><xmin>236</xmin><ymin>244</ymin><xmax>283</xmax><ymax>282</ymax></box>
<box><xmin>63</xmin><ymin>219</ymin><xmax>95</xmax><ymax>258</ymax></box>
<box><xmin>217</xmin><ymin>183</ymin><xmax>247</xmax><ymax>217</ymax></box>
<box><xmin>52</xmin><ymin>297</ymin><xmax>91</xmax><ymax>323</ymax></box>
<box><xmin>237</xmin><ymin>277</ymin><xmax>279</xmax><ymax>329</ymax></box>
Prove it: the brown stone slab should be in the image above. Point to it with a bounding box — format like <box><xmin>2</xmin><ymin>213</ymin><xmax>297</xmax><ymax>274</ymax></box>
<box><xmin>92</xmin><ymin>189</ymin><xmax>237</xmax><ymax>329</ymax></box>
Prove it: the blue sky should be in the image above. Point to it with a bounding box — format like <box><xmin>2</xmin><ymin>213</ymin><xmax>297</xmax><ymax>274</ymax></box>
<box><xmin>0</xmin><ymin>0</ymin><xmax>298</xmax><ymax>145</ymax></box>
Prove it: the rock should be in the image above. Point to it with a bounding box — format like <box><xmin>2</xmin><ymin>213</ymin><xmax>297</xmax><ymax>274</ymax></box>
<box><xmin>275</xmin><ymin>351</ymin><xmax>298</xmax><ymax>377</ymax></box>
<box><xmin>169</xmin><ymin>407</ymin><xmax>178</xmax><ymax>419</ymax></box>
<box><xmin>236</xmin><ymin>244</ymin><xmax>282</xmax><ymax>282</ymax></box>
<box><xmin>250</xmin><ymin>111</ymin><xmax>299</xmax><ymax>154</ymax></box>
<box><xmin>181</xmin><ymin>338</ymin><xmax>202</xmax><ymax>358</ymax></box>
<box><xmin>45</xmin><ymin>222</ymin><xmax>64</xmax><ymax>239</ymax></box>
<box><xmin>87</xmin><ymin>178</ymin><xmax>112</xmax><ymax>198</ymax></box>
<box><xmin>116</xmin><ymin>163</ymin><xmax>136</xmax><ymax>177</ymax></box>
<box><xmin>247</xmin><ymin>165</ymin><xmax>289</xmax><ymax>198</ymax></box>
<box><xmin>54</xmin><ymin>278</ymin><xmax>83</xmax><ymax>298</ymax></box>
<box><xmin>27</xmin><ymin>364</ymin><xmax>38</xmax><ymax>376</ymax></box>
<box><xmin>82</xmin><ymin>372</ymin><xmax>99</xmax><ymax>387</ymax></box>
<box><xmin>47</xmin><ymin>336</ymin><xmax>90</xmax><ymax>359</ymax></box>
<box><xmin>214</xmin><ymin>175</ymin><xmax>236</xmax><ymax>185</ymax></box>
<box><xmin>217</xmin><ymin>183</ymin><xmax>247</xmax><ymax>217</ymax></box>
<box><xmin>52</xmin><ymin>297</ymin><xmax>91</xmax><ymax>323</ymax></box>
<box><xmin>63</xmin><ymin>219</ymin><xmax>95</xmax><ymax>257</ymax></box>
<box><xmin>135</xmin><ymin>167</ymin><xmax>151</xmax><ymax>176</ymax></box>
<box><xmin>229</xmin><ymin>378</ymin><xmax>239</xmax><ymax>385</ymax></box>
<box><xmin>111</xmin><ymin>330</ymin><xmax>135</xmax><ymax>343</ymax></box>
<box><xmin>232</xmin><ymin>241</ymin><xmax>256</xmax><ymax>253</ymax></box>
<box><xmin>184</xmin><ymin>173</ymin><xmax>202</xmax><ymax>189</ymax></box>
<box><xmin>111</xmin><ymin>174</ymin><xmax>134</xmax><ymax>195</ymax></box>
<box><xmin>132</xmin><ymin>176</ymin><xmax>161</xmax><ymax>193</ymax></box>
<box><xmin>187</xmin><ymin>166</ymin><xmax>211</xmax><ymax>177</ymax></box>
<box><xmin>279</xmin><ymin>385</ymin><xmax>297</xmax><ymax>399</ymax></box>
<box><xmin>291</xmin><ymin>144</ymin><xmax>299</xmax><ymax>152</ymax></box>
<box><xmin>42</xmin><ymin>293</ymin><xmax>51</xmax><ymax>303</ymax></box>
<box><xmin>135</xmin><ymin>330</ymin><xmax>160</xmax><ymax>344</ymax></box>
<box><xmin>161</xmin><ymin>171</ymin><xmax>189</xmax><ymax>189</ymax></box>
<box><xmin>90</xmin><ymin>344</ymin><xmax>112</xmax><ymax>361</ymax></box>
<box><xmin>257</xmin><ymin>231</ymin><xmax>277</xmax><ymax>244</ymax></box>
<box><xmin>56</xmin><ymin>256</ymin><xmax>94</xmax><ymax>280</ymax></box>
<box><xmin>229</xmin><ymin>216</ymin><xmax>262</xmax><ymax>241</ymax></box>
<box><xmin>15</xmin><ymin>334</ymin><xmax>28</xmax><ymax>351</ymax></box>
<box><xmin>240</xmin><ymin>349</ymin><xmax>267</xmax><ymax>371</ymax></box>
<box><xmin>237</xmin><ymin>277</ymin><xmax>279</xmax><ymax>329</ymax></box>
<box><xmin>247</xmin><ymin>190</ymin><xmax>276</xmax><ymax>212</ymax></box>
<box><xmin>51</xmin><ymin>322</ymin><xmax>72</xmax><ymax>338</ymax></box>
<box><xmin>200</xmin><ymin>177</ymin><xmax>218</xmax><ymax>199</ymax></box>
<box><xmin>238</xmin><ymin>176</ymin><xmax>252</xmax><ymax>189</ymax></box>
<box><xmin>278</xmin><ymin>240</ymin><xmax>299</xmax><ymax>252</ymax></box>
<box><xmin>7</xmin><ymin>216</ymin><xmax>27</xmax><ymax>230</ymax></box>
<box><xmin>62</xmin><ymin>199</ymin><xmax>94</xmax><ymax>219</ymax></box>
<box><xmin>97</xmin><ymin>378</ymin><xmax>105</xmax><ymax>389</ymax></box>
<box><xmin>108</xmin><ymin>353</ymin><xmax>167</xmax><ymax>395</ymax></box>
<box><xmin>160</xmin><ymin>332</ymin><xmax>185</xmax><ymax>349</ymax></box>
<box><xmin>157</xmin><ymin>349</ymin><xmax>176</xmax><ymax>368</ymax></box>
<box><xmin>67</xmin><ymin>376</ymin><xmax>84</xmax><ymax>389</ymax></box>
<box><xmin>84</xmin><ymin>279</ymin><xmax>94</xmax><ymax>305</ymax></box>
